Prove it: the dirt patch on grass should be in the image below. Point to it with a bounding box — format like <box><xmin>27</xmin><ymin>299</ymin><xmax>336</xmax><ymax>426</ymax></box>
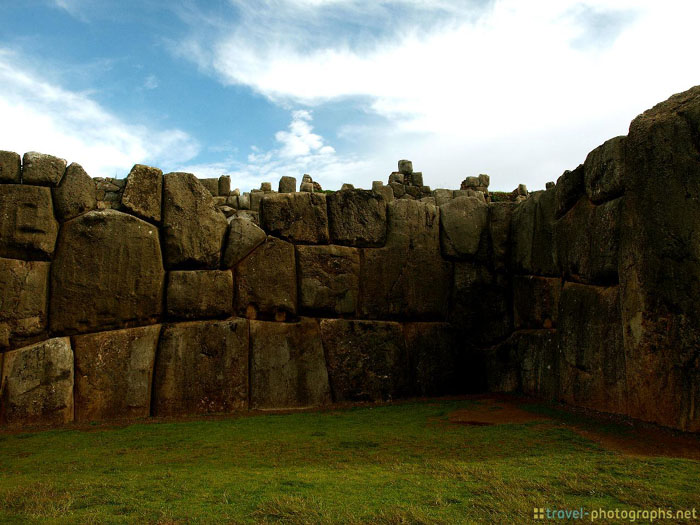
<box><xmin>447</xmin><ymin>398</ymin><xmax>550</xmax><ymax>426</ymax></box>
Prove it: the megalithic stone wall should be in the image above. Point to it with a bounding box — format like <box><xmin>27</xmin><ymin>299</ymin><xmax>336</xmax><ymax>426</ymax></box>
<box><xmin>0</xmin><ymin>86</ymin><xmax>699</xmax><ymax>432</ymax></box>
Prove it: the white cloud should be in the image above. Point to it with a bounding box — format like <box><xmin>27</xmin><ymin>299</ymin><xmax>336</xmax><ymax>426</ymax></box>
<box><xmin>0</xmin><ymin>49</ymin><xmax>199</xmax><ymax>178</ymax></box>
<box><xmin>144</xmin><ymin>74</ymin><xmax>159</xmax><ymax>90</ymax></box>
<box><xmin>175</xmin><ymin>0</ymin><xmax>700</xmax><ymax>190</ymax></box>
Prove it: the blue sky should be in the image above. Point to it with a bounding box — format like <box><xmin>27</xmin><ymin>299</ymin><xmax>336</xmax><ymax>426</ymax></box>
<box><xmin>1</xmin><ymin>1</ymin><xmax>699</xmax><ymax>191</ymax></box>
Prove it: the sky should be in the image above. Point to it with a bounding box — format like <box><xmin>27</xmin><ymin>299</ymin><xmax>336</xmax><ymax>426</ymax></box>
<box><xmin>1</xmin><ymin>1</ymin><xmax>699</xmax><ymax>192</ymax></box>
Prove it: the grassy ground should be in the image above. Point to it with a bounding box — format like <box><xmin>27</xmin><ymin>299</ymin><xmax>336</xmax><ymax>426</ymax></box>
<box><xmin>0</xmin><ymin>397</ymin><xmax>698</xmax><ymax>524</ymax></box>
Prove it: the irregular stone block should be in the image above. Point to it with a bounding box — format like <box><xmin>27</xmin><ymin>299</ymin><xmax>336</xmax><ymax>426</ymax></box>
<box><xmin>0</xmin><ymin>337</ymin><xmax>73</xmax><ymax>426</ymax></box>
<box><xmin>299</xmin><ymin>182</ymin><xmax>314</xmax><ymax>193</ymax></box>
<box><xmin>386</xmin><ymin>199</ymin><xmax>440</xmax><ymax>248</ymax></box>
<box><xmin>512</xmin><ymin>275</ymin><xmax>562</xmax><ymax>329</ymax></box>
<box><xmin>488</xmin><ymin>201</ymin><xmax>513</xmax><ymax>272</ymax></box>
<box><xmin>260</xmin><ymin>192</ymin><xmax>329</xmax><ymax>244</ymax></box>
<box><xmin>409</xmin><ymin>172</ymin><xmax>423</xmax><ymax>186</ymax></box>
<box><xmin>439</xmin><ymin>196</ymin><xmax>488</xmax><ymax>259</ymax></box>
<box><xmin>320</xmin><ymin>319</ymin><xmax>408</xmax><ymax>401</ymax></box>
<box><xmin>50</xmin><ymin>210</ymin><xmax>164</xmax><ymax>334</ymax></box>
<box><xmin>222</xmin><ymin>216</ymin><xmax>267</xmax><ymax>268</ymax></box>
<box><xmin>554</xmin><ymin>165</ymin><xmax>584</xmax><ymax>219</ymax></box>
<box><xmin>584</xmin><ymin>136</ymin><xmax>625</xmax><ymax>204</ymax></box>
<box><xmin>558</xmin><ymin>283</ymin><xmax>626</xmax><ymax>414</ymax></box>
<box><xmin>398</xmin><ymin>159</ymin><xmax>413</xmax><ymax>174</ymax></box>
<box><xmin>340</xmin><ymin>183</ymin><xmax>354</xmax><ymax>191</ymax></box>
<box><xmin>250</xmin><ymin>190</ymin><xmax>264</xmax><ymax>210</ymax></box>
<box><xmin>0</xmin><ymin>258</ymin><xmax>50</xmax><ymax>349</ymax></box>
<box><xmin>404</xmin><ymin>323</ymin><xmax>460</xmax><ymax>396</ymax></box>
<box><xmin>250</xmin><ymin>318</ymin><xmax>331</xmax><ymax>408</ymax></box>
<box><xmin>0</xmin><ymin>151</ymin><xmax>21</xmax><ymax>183</ymax></box>
<box><xmin>278</xmin><ymin>176</ymin><xmax>296</xmax><ymax>193</ymax></box>
<box><xmin>0</xmin><ymin>184</ymin><xmax>59</xmax><ymax>260</ymax></box>
<box><xmin>121</xmin><ymin>164</ymin><xmax>163</xmax><ymax>223</ymax></box>
<box><xmin>433</xmin><ymin>189</ymin><xmax>453</xmax><ymax>207</ymax></box>
<box><xmin>218</xmin><ymin>175</ymin><xmax>231</xmax><ymax>196</ymax></box>
<box><xmin>260</xmin><ymin>182</ymin><xmax>272</xmax><ymax>192</ymax></box>
<box><xmin>52</xmin><ymin>162</ymin><xmax>97</xmax><ymax>222</ymax></box>
<box><xmin>389</xmin><ymin>181</ymin><xmax>405</xmax><ymax>197</ymax></box>
<box><xmin>511</xmin><ymin>189</ymin><xmax>557</xmax><ymax>276</ymax></box>
<box><xmin>235</xmin><ymin>236</ymin><xmax>297</xmax><ymax>318</ymax></box>
<box><xmin>327</xmin><ymin>190</ymin><xmax>387</xmax><ymax>247</ymax></box>
<box><xmin>297</xmin><ymin>245</ymin><xmax>360</xmax><ymax>316</ymax></box>
<box><xmin>162</xmin><ymin>172</ymin><xmax>228</xmax><ymax>269</ymax></box>
<box><xmin>153</xmin><ymin>319</ymin><xmax>249</xmax><ymax>416</ymax></box>
<box><xmin>199</xmin><ymin>178</ymin><xmax>220</xmax><ymax>196</ymax></box>
<box><xmin>166</xmin><ymin>270</ymin><xmax>233</xmax><ymax>320</ymax></box>
<box><xmin>73</xmin><ymin>325</ymin><xmax>160</xmax><ymax>422</ymax></box>
<box><xmin>21</xmin><ymin>151</ymin><xmax>66</xmax><ymax>187</ymax></box>
<box><xmin>238</xmin><ymin>192</ymin><xmax>251</xmax><ymax>210</ymax></box>
<box><xmin>374</xmin><ymin>184</ymin><xmax>394</xmax><ymax>203</ymax></box>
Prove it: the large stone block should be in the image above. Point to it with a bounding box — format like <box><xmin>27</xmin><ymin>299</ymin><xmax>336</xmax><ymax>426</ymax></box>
<box><xmin>488</xmin><ymin>201</ymin><xmax>513</xmax><ymax>272</ymax></box>
<box><xmin>439</xmin><ymin>196</ymin><xmax>489</xmax><ymax>259</ymax></box>
<box><xmin>222</xmin><ymin>216</ymin><xmax>267</xmax><ymax>268</ymax></box>
<box><xmin>404</xmin><ymin>322</ymin><xmax>460</xmax><ymax>396</ymax></box>
<box><xmin>21</xmin><ymin>152</ymin><xmax>66</xmax><ymax>187</ymax></box>
<box><xmin>235</xmin><ymin>236</ymin><xmax>297</xmax><ymax>318</ymax></box>
<box><xmin>0</xmin><ymin>185</ymin><xmax>59</xmax><ymax>260</ymax></box>
<box><xmin>278</xmin><ymin>176</ymin><xmax>296</xmax><ymax>193</ymax></box>
<box><xmin>554</xmin><ymin>165</ymin><xmax>584</xmax><ymax>219</ymax></box>
<box><xmin>0</xmin><ymin>258</ymin><xmax>50</xmax><ymax>349</ymax></box>
<box><xmin>153</xmin><ymin>319</ymin><xmax>249</xmax><ymax>416</ymax></box>
<box><xmin>259</xmin><ymin>192</ymin><xmax>329</xmax><ymax>244</ymax></box>
<box><xmin>584</xmin><ymin>136</ymin><xmax>625</xmax><ymax>204</ymax></box>
<box><xmin>52</xmin><ymin>163</ymin><xmax>97</xmax><ymax>222</ymax></box>
<box><xmin>0</xmin><ymin>338</ymin><xmax>73</xmax><ymax>426</ymax></box>
<box><xmin>320</xmin><ymin>319</ymin><xmax>408</xmax><ymax>402</ymax></box>
<box><xmin>558</xmin><ymin>283</ymin><xmax>626</xmax><ymax>414</ymax></box>
<box><xmin>250</xmin><ymin>318</ymin><xmax>331</xmax><ymax>408</ymax></box>
<box><xmin>511</xmin><ymin>189</ymin><xmax>557</xmax><ymax>276</ymax></box>
<box><xmin>385</xmin><ymin>199</ymin><xmax>440</xmax><ymax>249</ymax></box>
<box><xmin>73</xmin><ymin>325</ymin><xmax>160</xmax><ymax>422</ymax></box>
<box><xmin>512</xmin><ymin>275</ymin><xmax>562</xmax><ymax>329</ymax></box>
<box><xmin>296</xmin><ymin>245</ymin><xmax>360</xmax><ymax>316</ymax></box>
<box><xmin>0</xmin><ymin>150</ymin><xmax>21</xmax><ymax>183</ymax></box>
<box><xmin>50</xmin><ymin>210</ymin><xmax>164</xmax><ymax>334</ymax></box>
<box><xmin>162</xmin><ymin>172</ymin><xmax>228</xmax><ymax>269</ymax></box>
<box><xmin>166</xmin><ymin>270</ymin><xmax>233</xmax><ymax>320</ymax></box>
<box><xmin>327</xmin><ymin>190</ymin><xmax>387</xmax><ymax>247</ymax></box>
<box><xmin>121</xmin><ymin>164</ymin><xmax>163</xmax><ymax>223</ymax></box>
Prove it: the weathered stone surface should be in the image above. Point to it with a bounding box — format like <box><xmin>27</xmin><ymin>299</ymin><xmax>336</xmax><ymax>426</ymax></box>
<box><xmin>404</xmin><ymin>323</ymin><xmax>460</xmax><ymax>396</ymax></box>
<box><xmin>21</xmin><ymin>152</ymin><xmax>66</xmax><ymax>187</ymax></box>
<box><xmin>374</xmin><ymin>184</ymin><xmax>394</xmax><ymax>203</ymax></box>
<box><xmin>584</xmin><ymin>136</ymin><xmax>625</xmax><ymax>204</ymax></box>
<box><xmin>558</xmin><ymin>283</ymin><xmax>626</xmax><ymax>414</ymax></box>
<box><xmin>433</xmin><ymin>189</ymin><xmax>453</xmax><ymax>207</ymax></box>
<box><xmin>320</xmin><ymin>319</ymin><xmax>408</xmax><ymax>401</ymax></box>
<box><xmin>250</xmin><ymin>318</ymin><xmax>331</xmax><ymax>408</ymax></box>
<box><xmin>73</xmin><ymin>325</ymin><xmax>160</xmax><ymax>422</ymax></box>
<box><xmin>299</xmin><ymin>182</ymin><xmax>314</xmax><ymax>193</ymax></box>
<box><xmin>488</xmin><ymin>202</ymin><xmax>514</xmax><ymax>272</ymax></box>
<box><xmin>250</xmin><ymin>191</ymin><xmax>264</xmax><ymax>210</ymax></box>
<box><xmin>439</xmin><ymin>196</ymin><xmax>489</xmax><ymax>258</ymax></box>
<box><xmin>238</xmin><ymin>192</ymin><xmax>251</xmax><ymax>209</ymax></box>
<box><xmin>513</xmin><ymin>276</ymin><xmax>562</xmax><ymax>329</ymax></box>
<box><xmin>219</xmin><ymin>175</ymin><xmax>231</xmax><ymax>196</ymax></box>
<box><xmin>620</xmin><ymin>86</ymin><xmax>700</xmax><ymax>432</ymax></box>
<box><xmin>162</xmin><ymin>172</ymin><xmax>228</xmax><ymax>269</ymax></box>
<box><xmin>327</xmin><ymin>190</ymin><xmax>387</xmax><ymax>247</ymax></box>
<box><xmin>222</xmin><ymin>216</ymin><xmax>267</xmax><ymax>268</ymax></box>
<box><xmin>235</xmin><ymin>236</ymin><xmax>297</xmax><ymax>318</ymax></box>
<box><xmin>199</xmin><ymin>178</ymin><xmax>220</xmax><ymax>196</ymax></box>
<box><xmin>398</xmin><ymin>159</ymin><xmax>413</xmax><ymax>174</ymax></box>
<box><xmin>0</xmin><ymin>338</ymin><xmax>73</xmax><ymax>426</ymax></box>
<box><xmin>554</xmin><ymin>165</ymin><xmax>584</xmax><ymax>219</ymax></box>
<box><xmin>297</xmin><ymin>245</ymin><xmax>360</xmax><ymax>316</ymax></box>
<box><xmin>0</xmin><ymin>185</ymin><xmax>59</xmax><ymax>260</ymax></box>
<box><xmin>260</xmin><ymin>182</ymin><xmax>272</xmax><ymax>192</ymax></box>
<box><xmin>52</xmin><ymin>162</ymin><xmax>97</xmax><ymax>222</ymax></box>
<box><xmin>121</xmin><ymin>164</ymin><xmax>163</xmax><ymax>223</ymax></box>
<box><xmin>166</xmin><ymin>270</ymin><xmax>233</xmax><ymax>320</ymax></box>
<box><xmin>0</xmin><ymin>151</ymin><xmax>21</xmax><ymax>183</ymax></box>
<box><xmin>511</xmin><ymin>189</ymin><xmax>557</xmax><ymax>276</ymax></box>
<box><xmin>0</xmin><ymin>258</ymin><xmax>50</xmax><ymax>349</ymax></box>
<box><xmin>260</xmin><ymin>192</ymin><xmax>329</xmax><ymax>244</ymax></box>
<box><xmin>153</xmin><ymin>319</ymin><xmax>249</xmax><ymax>416</ymax></box>
<box><xmin>50</xmin><ymin>210</ymin><xmax>164</xmax><ymax>334</ymax></box>
<box><xmin>278</xmin><ymin>176</ymin><xmax>296</xmax><ymax>193</ymax></box>
<box><xmin>340</xmin><ymin>183</ymin><xmax>355</xmax><ymax>191</ymax></box>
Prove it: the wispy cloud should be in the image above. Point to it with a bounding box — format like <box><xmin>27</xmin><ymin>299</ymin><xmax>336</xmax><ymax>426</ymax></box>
<box><xmin>0</xmin><ymin>49</ymin><xmax>199</xmax><ymax>178</ymax></box>
<box><xmin>144</xmin><ymin>74</ymin><xmax>159</xmax><ymax>90</ymax></box>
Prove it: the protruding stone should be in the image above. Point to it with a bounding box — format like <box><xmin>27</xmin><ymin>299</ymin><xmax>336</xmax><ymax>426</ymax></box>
<box><xmin>327</xmin><ymin>190</ymin><xmax>387</xmax><ymax>247</ymax></box>
<box><xmin>250</xmin><ymin>190</ymin><xmax>265</xmax><ymax>210</ymax></box>
<box><xmin>409</xmin><ymin>172</ymin><xmax>423</xmax><ymax>186</ymax></box>
<box><xmin>278</xmin><ymin>176</ymin><xmax>296</xmax><ymax>193</ymax></box>
<box><xmin>0</xmin><ymin>151</ymin><xmax>21</xmax><ymax>183</ymax></box>
<box><xmin>52</xmin><ymin>162</ymin><xmax>97</xmax><ymax>222</ymax></box>
<box><xmin>302</xmin><ymin>174</ymin><xmax>313</xmax><ymax>184</ymax></box>
<box><xmin>0</xmin><ymin>337</ymin><xmax>73</xmax><ymax>426</ymax></box>
<box><xmin>299</xmin><ymin>182</ymin><xmax>314</xmax><ymax>192</ymax></box>
<box><xmin>199</xmin><ymin>178</ymin><xmax>220</xmax><ymax>196</ymax></box>
<box><xmin>50</xmin><ymin>210</ymin><xmax>164</xmax><ymax>334</ymax></box>
<box><xmin>398</xmin><ymin>159</ymin><xmax>413</xmax><ymax>175</ymax></box>
<box><xmin>235</xmin><ymin>236</ymin><xmax>297</xmax><ymax>318</ymax></box>
<box><xmin>478</xmin><ymin>174</ymin><xmax>490</xmax><ymax>188</ymax></box>
<box><xmin>389</xmin><ymin>172</ymin><xmax>404</xmax><ymax>185</ymax></box>
<box><xmin>121</xmin><ymin>164</ymin><xmax>162</xmax><ymax>224</ymax></box>
<box><xmin>554</xmin><ymin>165</ymin><xmax>584</xmax><ymax>219</ymax></box>
<box><xmin>21</xmin><ymin>152</ymin><xmax>66</xmax><ymax>187</ymax></box>
<box><xmin>250</xmin><ymin>318</ymin><xmax>331</xmax><ymax>408</ymax></box>
<box><xmin>546</xmin><ymin>181</ymin><xmax>555</xmax><ymax>190</ymax></box>
<box><xmin>340</xmin><ymin>183</ymin><xmax>355</xmax><ymax>191</ymax></box>
<box><xmin>517</xmin><ymin>184</ymin><xmax>528</xmax><ymax>196</ymax></box>
<box><xmin>260</xmin><ymin>192</ymin><xmax>329</xmax><ymax>244</ymax></box>
<box><xmin>166</xmin><ymin>270</ymin><xmax>233</xmax><ymax>320</ymax></box>
<box><xmin>0</xmin><ymin>184</ymin><xmax>59</xmax><ymax>261</ymax></box>
<box><xmin>260</xmin><ymin>182</ymin><xmax>272</xmax><ymax>192</ymax></box>
<box><xmin>218</xmin><ymin>175</ymin><xmax>231</xmax><ymax>196</ymax></box>
<box><xmin>389</xmin><ymin>181</ymin><xmax>405</xmax><ymax>197</ymax></box>
<box><xmin>439</xmin><ymin>196</ymin><xmax>489</xmax><ymax>259</ymax></box>
<box><xmin>297</xmin><ymin>245</ymin><xmax>360</xmax><ymax>316</ymax></box>
<box><xmin>371</xmin><ymin>181</ymin><xmax>383</xmax><ymax>191</ymax></box>
<box><xmin>73</xmin><ymin>325</ymin><xmax>160</xmax><ymax>422</ymax></box>
<box><xmin>162</xmin><ymin>172</ymin><xmax>228</xmax><ymax>269</ymax></box>
<box><xmin>584</xmin><ymin>136</ymin><xmax>626</xmax><ymax>204</ymax></box>
<box><xmin>153</xmin><ymin>319</ymin><xmax>249</xmax><ymax>416</ymax></box>
<box><xmin>222</xmin><ymin>217</ymin><xmax>267</xmax><ymax>268</ymax></box>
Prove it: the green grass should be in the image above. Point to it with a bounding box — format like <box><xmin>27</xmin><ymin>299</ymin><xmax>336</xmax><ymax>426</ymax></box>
<box><xmin>0</xmin><ymin>399</ymin><xmax>697</xmax><ymax>524</ymax></box>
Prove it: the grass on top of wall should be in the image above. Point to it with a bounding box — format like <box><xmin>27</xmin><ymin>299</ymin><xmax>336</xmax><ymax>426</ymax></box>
<box><xmin>0</xmin><ymin>397</ymin><xmax>698</xmax><ymax>524</ymax></box>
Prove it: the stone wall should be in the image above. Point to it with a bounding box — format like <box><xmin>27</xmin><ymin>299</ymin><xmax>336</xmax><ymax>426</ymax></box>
<box><xmin>0</xmin><ymin>86</ymin><xmax>699</xmax><ymax>433</ymax></box>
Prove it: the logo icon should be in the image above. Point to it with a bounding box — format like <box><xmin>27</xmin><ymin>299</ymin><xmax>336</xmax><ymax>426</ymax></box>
<box><xmin>534</xmin><ymin>508</ymin><xmax>545</xmax><ymax>520</ymax></box>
